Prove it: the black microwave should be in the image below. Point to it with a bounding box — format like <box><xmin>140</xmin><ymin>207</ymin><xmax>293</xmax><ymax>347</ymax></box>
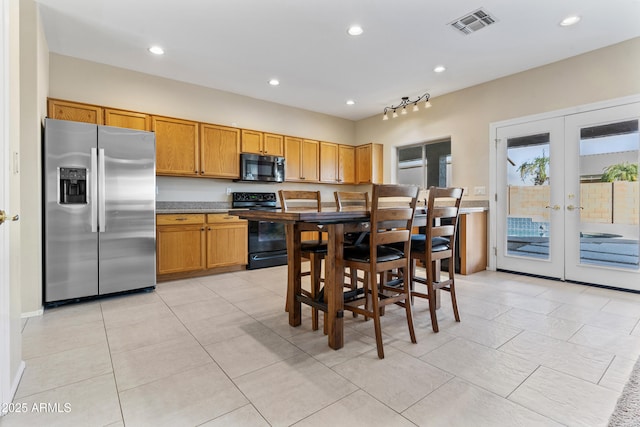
<box><xmin>239</xmin><ymin>153</ymin><xmax>285</xmax><ymax>183</ymax></box>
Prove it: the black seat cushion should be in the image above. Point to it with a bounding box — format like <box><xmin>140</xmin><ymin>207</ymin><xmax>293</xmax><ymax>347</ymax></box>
<box><xmin>410</xmin><ymin>235</ymin><xmax>450</xmax><ymax>253</ymax></box>
<box><xmin>301</xmin><ymin>241</ymin><xmax>328</xmax><ymax>253</ymax></box>
<box><xmin>343</xmin><ymin>244</ymin><xmax>405</xmax><ymax>263</ymax></box>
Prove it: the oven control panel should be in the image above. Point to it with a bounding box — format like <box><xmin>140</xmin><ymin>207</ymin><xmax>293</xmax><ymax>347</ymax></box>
<box><xmin>232</xmin><ymin>192</ymin><xmax>278</xmax><ymax>208</ymax></box>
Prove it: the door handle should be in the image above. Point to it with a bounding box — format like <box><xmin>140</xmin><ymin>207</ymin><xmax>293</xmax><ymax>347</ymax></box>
<box><xmin>545</xmin><ymin>205</ymin><xmax>561</xmax><ymax>211</ymax></box>
<box><xmin>0</xmin><ymin>210</ymin><xmax>19</xmax><ymax>225</ymax></box>
<box><xmin>566</xmin><ymin>205</ymin><xmax>584</xmax><ymax>211</ymax></box>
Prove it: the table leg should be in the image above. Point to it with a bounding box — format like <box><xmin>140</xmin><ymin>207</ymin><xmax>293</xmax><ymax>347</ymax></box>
<box><xmin>286</xmin><ymin>223</ymin><xmax>302</xmax><ymax>327</ymax></box>
<box><xmin>325</xmin><ymin>223</ymin><xmax>344</xmax><ymax>350</ymax></box>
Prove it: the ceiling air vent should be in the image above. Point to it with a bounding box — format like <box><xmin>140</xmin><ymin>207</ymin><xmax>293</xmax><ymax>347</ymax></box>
<box><xmin>449</xmin><ymin>8</ymin><xmax>497</xmax><ymax>35</ymax></box>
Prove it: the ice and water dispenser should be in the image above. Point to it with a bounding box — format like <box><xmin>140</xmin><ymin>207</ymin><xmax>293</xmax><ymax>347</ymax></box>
<box><xmin>59</xmin><ymin>167</ymin><xmax>87</xmax><ymax>204</ymax></box>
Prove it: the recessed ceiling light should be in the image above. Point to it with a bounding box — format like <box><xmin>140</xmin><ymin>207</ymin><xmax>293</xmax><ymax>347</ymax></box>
<box><xmin>148</xmin><ymin>46</ymin><xmax>164</xmax><ymax>55</ymax></box>
<box><xmin>434</xmin><ymin>65</ymin><xmax>446</xmax><ymax>73</ymax></box>
<box><xmin>346</xmin><ymin>100</ymin><xmax>355</xmax><ymax>105</ymax></box>
<box><xmin>347</xmin><ymin>25</ymin><xmax>363</xmax><ymax>36</ymax></box>
<box><xmin>268</xmin><ymin>79</ymin><xmax>280</xmax><ymax>86</ymax></box>
<box><xmin>560</xmin><ymin>15</ymin><xmax>581</xmax><ymax>26</ymax></box>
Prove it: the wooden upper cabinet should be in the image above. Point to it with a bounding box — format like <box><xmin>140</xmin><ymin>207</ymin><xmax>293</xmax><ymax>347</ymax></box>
<box><xmin>240</xmin><ymin>130</ymin><xmax>263</xmax><ymax>154</ymax></box>
<box><xmin>285</xmin><ymin>137</ymin><xmax>319</xmax><ymax>182</ymax></box>
<box><xmin>338</xmin><ymin>144</ymin><xmax>356</xmax><ymax>184</ymax></box>
<box><xmin>104</xmin><ymin>108</ymin><xmax>151</xmax><ymax>131</ymax></box>
<box><xmin>263</xmin><ymin>133</ymin><xmax>284</xmax><ymax>156</ymax></box>
<box><xmin>319</xmin><ymin>142</ymin><xmax>339</xmax><ymax>183</ymax></box>
<box><xmin>356</xmin><ymin>143</ymin><xmax>383</xmax><ymax>184</ymax></box>
<box><xmin>152</xmin><ymin>116</ymin><xmax>199</xmax><ymax>176</ymax></box>
<box><xmin>320</xmin><ymin>142</ymin><xmax>356</xmax><ymax>184</ymax></box>
<box><xmin>200</xmin><ymin>124</ymin><xmax>240</xmax><ymax>178</ymax></box>
<box><xmin>48</xmin><ymin>99</ymin><xmax>103</xmax><ymax>124</ymax></box>
<box><xmin>301</xmin><ymin>139</ymin><xmax>320</xmax><ymax>182</ymax></box>
<box><xmin>242</xmin><ymin>130</ymin><xmax>283</xmax><ymax>156</ymax></box>
<box><xmin>284</xmin><ymin>136</ymin><xmax>302</xmax><ymax>181</ymax></box>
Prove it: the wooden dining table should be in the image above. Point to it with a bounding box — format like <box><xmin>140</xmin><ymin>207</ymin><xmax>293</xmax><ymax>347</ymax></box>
<box><xmin>236</xmin><ymin>207</ymin><xmax>428</xmax><ymax>350</ymax></box>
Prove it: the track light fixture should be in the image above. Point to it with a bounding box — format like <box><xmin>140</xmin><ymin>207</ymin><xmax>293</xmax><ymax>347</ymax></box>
<box><xmin>382</xmin><ymin>93</ymin><xmax>431</xmax><ymax>120</ymax></box>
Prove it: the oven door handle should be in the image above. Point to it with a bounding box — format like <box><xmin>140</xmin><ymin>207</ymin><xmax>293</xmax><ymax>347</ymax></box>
<box><xmin>251</xmin><ymin>253</ymin><xmax>287</xmax><ymax>261</ymax></box>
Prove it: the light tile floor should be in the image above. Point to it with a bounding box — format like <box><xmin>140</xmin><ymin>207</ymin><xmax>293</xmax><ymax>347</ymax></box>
<box><xmin>2</xmin><ymin>267</ymin><xmax>639</xmax><ymax>426</ymax></box>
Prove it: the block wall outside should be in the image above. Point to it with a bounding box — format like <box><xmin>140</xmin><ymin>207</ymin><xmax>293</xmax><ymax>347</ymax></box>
<box><xmin>508</xmin><ymin>185</ymin><xmax>550</xmax><ymax>221</ymax></box>
<box><xmin>580</xmin><ymin>182</ymin><xmax>612</xmax><ymax>224</ymax></box>
<box><xmin>508</xmin><ymin>182</ymin><xmax>638</xmax><ymax>226</ymax></box>
<box><xmin>613</xmin><ymin>181</ymin><xmax>639</xmax><ymax>225</ymax></box>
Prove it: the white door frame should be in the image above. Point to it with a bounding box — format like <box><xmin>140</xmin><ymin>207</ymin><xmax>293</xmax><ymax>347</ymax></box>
<box><xmin>489</xmin><ymin>94</ymin><xmax>640</xmax><ymax>272</ymax></box>
<box><xmin>1</xmin><ymin>0</ymin><xmax>12</xmax><ymax>411</ymax></box>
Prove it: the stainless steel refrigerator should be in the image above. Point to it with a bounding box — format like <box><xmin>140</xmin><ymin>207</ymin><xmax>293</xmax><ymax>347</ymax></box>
<box><xmin>43</xmin><ymin>118</ymin><xmax>156</xmax><ymax>304</ymax></box>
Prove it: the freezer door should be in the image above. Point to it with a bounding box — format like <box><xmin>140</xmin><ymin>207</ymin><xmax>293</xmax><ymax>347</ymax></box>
<box><xmin>98</xmin><ymin>126</ymin><xmax>156</xmax><ymax>294</ymax></box>
<box><xmin>44</xmin><ymin>119</ymin><xmax>99</xmax><ymax>302</ymax></box>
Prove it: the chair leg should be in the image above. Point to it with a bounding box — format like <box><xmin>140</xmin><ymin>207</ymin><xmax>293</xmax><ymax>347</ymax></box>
<box><xmin>369</xmin><ymin>267</ymin><xmax>384</xmax><ymax>359</ymax></box>
<box><xmin>428</xmin><ymin>260</ymin><xmax>439</xmax><ymax>333</ymax></box>
<box><xmin>310</xmin><ymin>255</ymin><xmax>321</xmax><ymax>331</ymax></box>
<box><xmin>401</xmin><ymin>266</ymin><xmax>417</xmax><ymax>344</ymax></box>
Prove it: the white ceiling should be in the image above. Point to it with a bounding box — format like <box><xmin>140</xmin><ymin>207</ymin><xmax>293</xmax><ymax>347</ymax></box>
<box><xmin>36</xmin><ymin>0</ymin><xmax>640</xmax><ymax>121</ymax></box>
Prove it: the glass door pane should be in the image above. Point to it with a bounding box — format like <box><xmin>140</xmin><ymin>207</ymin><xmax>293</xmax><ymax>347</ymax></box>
<box><xmin>506</xmin><ymin>133</ymin><xmax>551</xmax><ymax>260</ymax></box>
<box><xmin>578</xmin><ymin>120</ymin><xmax>639</xmax><ymax>269</ymax></box>
<box><xmin>565</xmin><ymin>102</ymin><xmax>640</xmax><ymax>289</ymax></box>
<box><xmin>496</xmin><ymin>117</ymin><xmax>564</xmax><ymax>279</ymax></box>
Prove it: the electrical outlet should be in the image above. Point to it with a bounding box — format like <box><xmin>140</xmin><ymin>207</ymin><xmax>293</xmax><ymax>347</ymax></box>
<box><xmin>474</xmin><ymin>186</ymin><xmax>486</xmax><ymax>196</ymax></box>
<box><xmin>462</xmin><ymin>187</ymin><xmax>469</xmax><ymax>196</ymax></box>
<box><xmin>226</xmin><ymin>187</ymin><xmax>233</xmax><ymax>196</ymax></box>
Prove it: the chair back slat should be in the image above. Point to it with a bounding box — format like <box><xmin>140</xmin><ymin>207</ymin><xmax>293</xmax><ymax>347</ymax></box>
<box><xmin>369</xmin><ymin>184</ymin><xmax>419</xmax><ymax>260</ymax></box>
<box><xmin>335</xmin><ymin>191</ymin><xmax>369</xmax><ymax>211</ymax></box>
<box><xmin>426</xmin><ymin>186</ymin><xmax>464</xmax><ymax>244</ymax></box>
<box><xmin>431</xmin><ymin>225</ymin><xmax>456</xmax><ymax>237</ymax></box>
<box><xmin>279</xmin><ymin>190</ymin><xmax>321</xmax><ymax>211</ymax></box>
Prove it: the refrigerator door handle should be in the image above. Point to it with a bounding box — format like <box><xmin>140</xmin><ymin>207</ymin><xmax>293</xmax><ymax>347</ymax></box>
<box><xmin>90</xmin><ymin>148</ymin><xmax>98</xmax><ymax>233</ymax></box>
<box><xmin>98</xmin><ymin>148</ymin><xmax>106</xmax><ymax>233</ymax></box>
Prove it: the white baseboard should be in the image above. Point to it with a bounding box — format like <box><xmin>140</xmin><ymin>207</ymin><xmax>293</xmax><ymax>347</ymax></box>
<box><xmin>1</xmin><ymin>360</ymin><xmax>25</xmax><ymax>416</ymax></box>
<box><xmin>21</xmin><ymin>308</ymin><xmax>43</xmax><ymax>318</ymax></box>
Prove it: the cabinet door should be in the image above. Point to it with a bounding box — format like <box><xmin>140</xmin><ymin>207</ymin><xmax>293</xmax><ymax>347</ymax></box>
<box><xmin>207</xmin><ymin>218</ymin><xmax>248</xmax><ymax>268</ymax></box>
<box><xmin>241</xmin><ymin>130</ymin><xmax>263</xmax><ymax>154</ymax></box>
<box><xmin>319</xmin><ymin>141</ymin><xmax>339</xmax><ymax>183</ymax></box>
<box><xmin>263</xmin><ymin>133</ymin><xmax>284</xmax><ymax>156</ymax></box>
<box><xmin>284</xmin><ymin>136</ymin><xmax>302</xmax><ymax>181</ymax></box>
<box><xmin>356</xmin><ymin>144</ymin><xmax>372</xmax><ymax>184</ymax></box>
<box><xmin>338</xmin><ymin>145</ymin><xmax>356</xmax><ymax>184</ymax></box>
<box><xmin>153</xmin><ymin>116</ymin><xmax>199</xmax><ymax>176</ymax></box>
<box><xmin>157</xmin><ymin>224</ymin><xmax>206</xmax><ymax>274</ymax></box>
<box><xmin>104</xmin><ymin>108</ymin><xmax>151</xmax><ymax>131</ymax></box>
<box><xmin>48</xmin><ymin>99</ymin><xmax>103</xmax><ymax>124</ymax></box>
<box><xmin>301</xmin><ymin>139</ymin><xmax>320</xmax><ymax>182</ymax></box>
<box><xmin>200</xmin><ymin>124</ymin><xmax>240</xmax><ymax>178</ymax></box>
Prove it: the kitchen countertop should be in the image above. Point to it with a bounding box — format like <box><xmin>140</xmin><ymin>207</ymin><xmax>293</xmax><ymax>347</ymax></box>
<box><xmin>156</xmin><ymin>201</ymin><xmax>489</xmax><ymax>215</ymax></box>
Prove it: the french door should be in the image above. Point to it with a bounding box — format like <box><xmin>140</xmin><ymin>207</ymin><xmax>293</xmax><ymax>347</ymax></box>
<box><xmin>495</xmin><ymin>102</ymin><xmax>640</xmax><ymax>290</ymax></box>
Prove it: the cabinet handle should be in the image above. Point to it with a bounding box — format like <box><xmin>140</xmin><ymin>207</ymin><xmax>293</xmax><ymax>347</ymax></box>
<box><xmin>201</xmin><ymin>170</ymin><xmax>204</xmax><ymax>174</ymax></box>
<box><xmin>194</xmin><ymin>170</ymin><xmax>198</xmax><ymax>174</ymax></box>
<box><xmin>201</xmin><ymin>227</ymin><xmax>205</xmax><ymax>231</ymax></box>
<box><xmin>301</xmin><ymin>177</ymin><xmax>305</xmax><ymax>180</ymax></box>
<box><xmin>208</xmin><ymin>227</ymin><xmax>212</xmax><ymax>231</ymax></box>
<box><xmin>175</xmin><ymin>217</ymin><xmax>188</xmax><ymax>221</ymax></box>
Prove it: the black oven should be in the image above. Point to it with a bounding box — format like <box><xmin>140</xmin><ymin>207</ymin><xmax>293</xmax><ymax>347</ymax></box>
<box><xmin>233</xmin><ymin>192</ymin><xmax>288</xmax><ymax>269</ymax></box>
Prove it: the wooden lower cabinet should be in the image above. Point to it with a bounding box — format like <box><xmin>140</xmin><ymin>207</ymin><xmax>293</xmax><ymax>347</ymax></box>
<box><xmin>156</xmin><ymin>215</ymin><xmax>206</xmax><ymax>275</ymax></box>
<box><xmin>206</xmin><ymin>214</ymin><xmax>248</xmax><ymax>268</ymax></box>
<box><xmin>156</xmin><ymin>213</ymin><xmax>248</xmax><ymax>280</ymax></box>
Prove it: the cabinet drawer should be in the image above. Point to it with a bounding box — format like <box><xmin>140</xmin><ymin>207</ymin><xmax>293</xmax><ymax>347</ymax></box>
<box><xmin>207</xmin><ymin>213</ymin><xmax>246</xmax><ymax>224</ymax></box>
<box><xmin>157</xmin><ymin>214</ymin><xmax>205</xmax><ymax>225</ymax></box>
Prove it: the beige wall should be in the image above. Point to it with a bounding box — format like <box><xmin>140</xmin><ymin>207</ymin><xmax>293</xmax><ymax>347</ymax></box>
<box><xmin>49</xmin><ymin>54</ymin><xmax>356</xmax><ymax>145</ymax></box>
<box><xmin>355</xmin><ymin>38</ymin><xmax>640</xmax><ymax>200</ymax></box>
